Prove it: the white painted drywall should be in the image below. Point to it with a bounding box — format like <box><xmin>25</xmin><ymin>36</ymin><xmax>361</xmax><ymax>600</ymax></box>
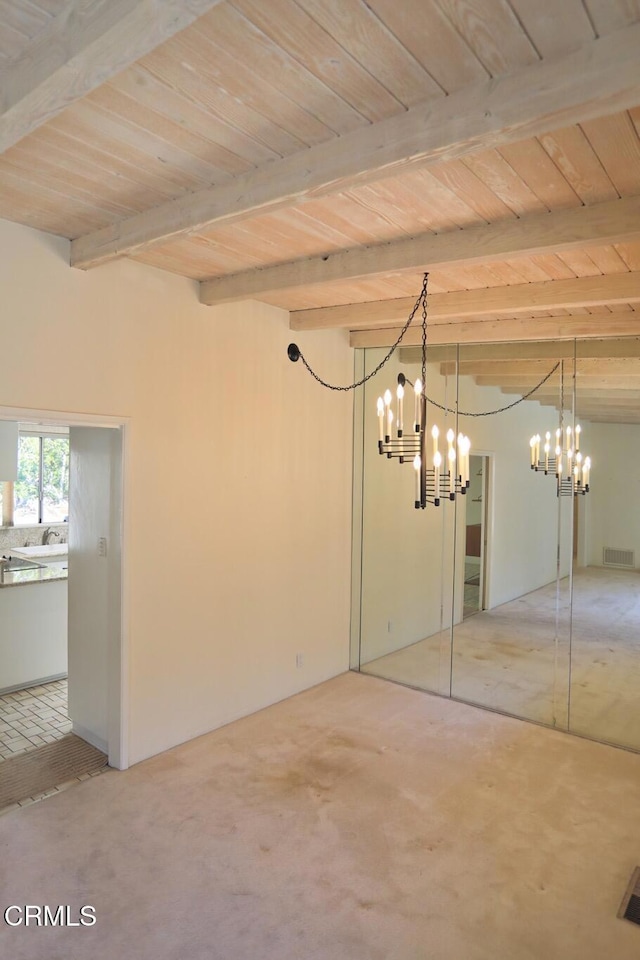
<box><xmin>585</xmin><ymin>422</ymin><xmax>640</xmax><ymax>568</ymax></box>
<box><xmin>0</xmin><ymin>218</ymin><xmax>353</xmax><ymax>765</ymax></box>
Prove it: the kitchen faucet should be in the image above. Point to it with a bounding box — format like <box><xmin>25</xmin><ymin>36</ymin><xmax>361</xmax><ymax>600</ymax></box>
<box><xmin>42</xmin><ymin>527</ymin><xmax>61</xmax><ymax>545</ymax></box>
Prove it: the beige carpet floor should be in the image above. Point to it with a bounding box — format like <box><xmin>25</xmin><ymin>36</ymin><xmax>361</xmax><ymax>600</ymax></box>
<box><xmin>1</xmin><ymin>672</ymin><xmax>640</xmax><ymax>959</ymax></box>
<box><xmin>362</xmin><ymin>566</ymin><xmax>640</xmax><ymax>750</ymax></box>
<box><xmin>0</xmin><ymin>734</ymin><xmax>107</xmax><ymax>809</ymax></box>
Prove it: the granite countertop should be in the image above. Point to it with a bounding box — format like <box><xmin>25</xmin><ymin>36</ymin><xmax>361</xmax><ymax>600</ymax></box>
<box><xmin>0</xmin><ymin>565</ymin><xmax>67</xmax><ymax>588</ymax></box>
<box><xmin>0</xmin><ymin>556</ymin><xmax>68</xmax><ymax>588</ymax></box>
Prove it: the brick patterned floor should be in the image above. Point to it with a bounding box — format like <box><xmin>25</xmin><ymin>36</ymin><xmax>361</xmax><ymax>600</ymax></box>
<box><xmin>0</xmin><ymin>679</ymin><xmax>71</xmax><ymax>760</ymax></box>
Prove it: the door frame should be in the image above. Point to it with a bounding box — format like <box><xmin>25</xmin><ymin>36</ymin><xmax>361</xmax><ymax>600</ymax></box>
<box><xmin>0</xmin><ymin>403</ymin><xmax>130</xmax><ymax>770</ymax></box>
<box><xmin>471</xmin><ymin>451</ymin><xmax>494</xmax><ymax>614</ymax></box>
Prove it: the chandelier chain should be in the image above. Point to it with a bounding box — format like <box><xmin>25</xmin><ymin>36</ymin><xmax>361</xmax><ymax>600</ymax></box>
<box><xmin>427</xmin><ymin>360</ymin><xmax>561</xmax><ymax>417</ymax></box>
<box><xmin>421</xmin><ymin>273</ymin><xmax>428</xmax><ymax>394</ymax></box>
<box><xmin>294</xmin><ymin>279</ymin><xmax>427</xmax><ymax>392</ymax></box>
<box><xmin>291</xmin><ymin>270</ymin><xmax>559</xmax><ymax>416</ymax></box>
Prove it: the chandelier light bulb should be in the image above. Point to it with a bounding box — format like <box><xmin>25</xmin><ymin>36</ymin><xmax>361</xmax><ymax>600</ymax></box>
<box><xmin>377</xmin><ymin>397</ymin><xmax>384</xmax><ymax>443</ymax></box>
<box><xmin>431</xmin><ymin>424</ymin><xmax>439</xmax><ymax>460</ymax></box>
<box><xmin>433</xmin><ymin>449</ymin><xmax>441</xmax><ymax>497</ymax></box>
<box><xmin>413</xmin><ymin>454</ymin><xmax>421</xmax><ymax>503</ymax></box>
<box><xmin>396</xmin><ymin>383</ymin><xmax>404</xmax><ymax>434</ymax></box>
<box><xmin>413</xmin><ymin>378</ymin><xmax>422</xmax><ymax>430</ymax></box>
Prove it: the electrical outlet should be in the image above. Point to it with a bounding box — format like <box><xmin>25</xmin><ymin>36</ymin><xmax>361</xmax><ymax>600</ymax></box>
<box><xmin>98</xmin><ymin>537</ymin><xmax>108</xmax><ymax>558</ymax></box>
<box><xmin>295</xmin><ymin>653</ymin><xmax>304</xmax><ymax>669</ymax></box>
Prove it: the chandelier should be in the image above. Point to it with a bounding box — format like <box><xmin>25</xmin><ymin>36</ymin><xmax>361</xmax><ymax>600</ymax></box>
<box><xmin>528</xmin><ymin>357</ymin><xmax>591</xmax><ymax>496</ymax></box>
<box><xmin>374</xmin><ymin>275</ymin><xmax>470</xmax><ymax>508</ymax></box>
<box><xmin>377</xmin><ymin>382</ymin><xmax>470</xmax><ymax>508</ymax></box>
<box><xmin>529</xmin><ymin>425</ymin><xmax>591</xmax><ymax>496</ymax></box>
<box><xmin>287</xmin><ymin>271</ymin><xmax>567</xmax><ymax>511</ymax></box>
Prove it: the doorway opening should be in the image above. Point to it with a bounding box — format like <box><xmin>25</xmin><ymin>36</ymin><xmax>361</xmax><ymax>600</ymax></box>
<box><xmin>0</xmin><ymin>408</ymin><xmax>127</xmax><ymax>812</ymax></box>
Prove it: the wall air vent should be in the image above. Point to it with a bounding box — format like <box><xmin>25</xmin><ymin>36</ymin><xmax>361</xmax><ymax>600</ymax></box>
<box><xmin>603</xmin><ymin>547</ymin><xmax>635</xmax><ymax>568</ymax></box>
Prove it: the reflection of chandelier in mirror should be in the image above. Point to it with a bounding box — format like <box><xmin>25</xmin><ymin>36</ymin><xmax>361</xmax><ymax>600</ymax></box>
<box><xmin>529</xmin><ymin>425</ymin><xmax>591</xmax><ymax>496</ymax></box>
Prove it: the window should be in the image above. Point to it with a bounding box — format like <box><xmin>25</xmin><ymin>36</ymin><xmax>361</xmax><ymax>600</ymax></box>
<box><xmin>14</xmin><ymin>433</ymin><xmax>69</xmax><ymax>525</ymax></box>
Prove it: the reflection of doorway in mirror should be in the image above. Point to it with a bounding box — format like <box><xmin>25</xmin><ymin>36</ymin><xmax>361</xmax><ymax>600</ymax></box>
<box><xmin>463</xmin><ymin>455</ymin><xmax>488</xmax><ymax>619</ymax></box>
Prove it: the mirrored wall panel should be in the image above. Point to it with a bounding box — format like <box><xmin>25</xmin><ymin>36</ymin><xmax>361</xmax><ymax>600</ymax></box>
<box><xmin>353</xmin><ymin>336</ymin><xmax>640</xmax><ymax>754</ymax></box>
<box><xmin>450</xmin><ymin>343</ymin><xmax>573</xmax><ymax>729</ymax></box>
<box><xmin>357</xmin><ymin>345</ymin><xmax>457</xmax><ymax>697</ymax></box>
<box><xmin>568</xmin><ymin>338</ymin><xmax>640</xmax><ymax>750</ymax></box>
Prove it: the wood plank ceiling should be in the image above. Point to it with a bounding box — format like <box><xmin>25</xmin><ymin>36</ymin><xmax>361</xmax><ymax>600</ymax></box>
<box><xmin>1</xmin><ymin>0</ymin><xmax>640</xmax><ymax>421</ymax></box>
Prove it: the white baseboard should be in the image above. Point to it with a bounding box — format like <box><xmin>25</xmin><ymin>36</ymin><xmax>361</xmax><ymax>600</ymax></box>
<box><xmin>72</xmin><ymin>722</ymin><xmax>108</xmax><ymax>756</ymax></box>
<box><xmin>0</xmin><ymin>673</ymin><xmax>68</xmax><ymax>697</ymax></box>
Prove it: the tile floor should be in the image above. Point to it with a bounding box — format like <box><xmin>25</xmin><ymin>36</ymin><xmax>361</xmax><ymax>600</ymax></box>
<box><xmin>0</xmin><ymin>678</ymin><xmax>72</xmax><ymax>760</ymax></box>
<box><xmin>0</xmin><ymin>678</ymin><xmax>107</xmax><ymax>816</ymax></box>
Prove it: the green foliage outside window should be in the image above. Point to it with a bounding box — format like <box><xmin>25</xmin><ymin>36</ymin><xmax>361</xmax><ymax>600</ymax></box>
<box><xmin>15</xmin><ymin>434</ymin><xmax>69</xmax><ymax>524</ymax></box>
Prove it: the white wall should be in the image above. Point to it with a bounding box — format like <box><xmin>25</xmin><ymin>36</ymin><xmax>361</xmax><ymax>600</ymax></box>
<box><xmin>585</xmin><ymin>422</ymin><xmax>640</xmax><ymax>567</ymax></box>
<box><xmin>0</xmin><ymin>218</ymin><xmax>353</xmax><ymax>765</ymax></box>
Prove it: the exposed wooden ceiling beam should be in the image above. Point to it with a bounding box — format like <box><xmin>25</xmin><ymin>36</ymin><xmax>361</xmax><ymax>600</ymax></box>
<box><xmin>586</xmin><ymin>416</ymin><xmax>640</xmax><ymax>423</ymax></box>
<box><xmin>293</xmin><ymin>273</ymin><xmax>640</xmax><ymax>332</ymax></box>
<box><xmin>449</xmin><ymin>359</ymin><xmax>640</xmax><ymax>376</ymax></box>
<box><xmin>350</xmin><ymin>315</ymin><xmax>640</xmax><ymax>348</ymax></box>
<box><xmin>399</xmin><ymin>339</ymin><xmax>640</xmax><ymax>364</ymax></box>
<box><xmin>205</xmin><ymin>196</ymin><xmax>640</xmax><ymax>307</ymax></box>
<box><xmin>71</xmin><ymin>24</ymin><xmax>640</xmax><ymax>271</ymax></box>
<box><xmin>525</xmin><ymin>394</ymin><xmax>640</xmax><ymax>404</ymax></box>
<box><xmin>0</xmin><ymin>1</ymin><xmax>224</xmax><ymax>156</ymax></box>
<box><xmin>476</xmin><ymin>376</ymin><xmax>640</xmax><ymax>389</ymax></box>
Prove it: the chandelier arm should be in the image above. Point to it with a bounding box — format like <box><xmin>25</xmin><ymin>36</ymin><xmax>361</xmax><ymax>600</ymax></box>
<box><xmin>287</xmin><ymin>275</ymin><xmax>429</xmax><ymax>392</ymax></box>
